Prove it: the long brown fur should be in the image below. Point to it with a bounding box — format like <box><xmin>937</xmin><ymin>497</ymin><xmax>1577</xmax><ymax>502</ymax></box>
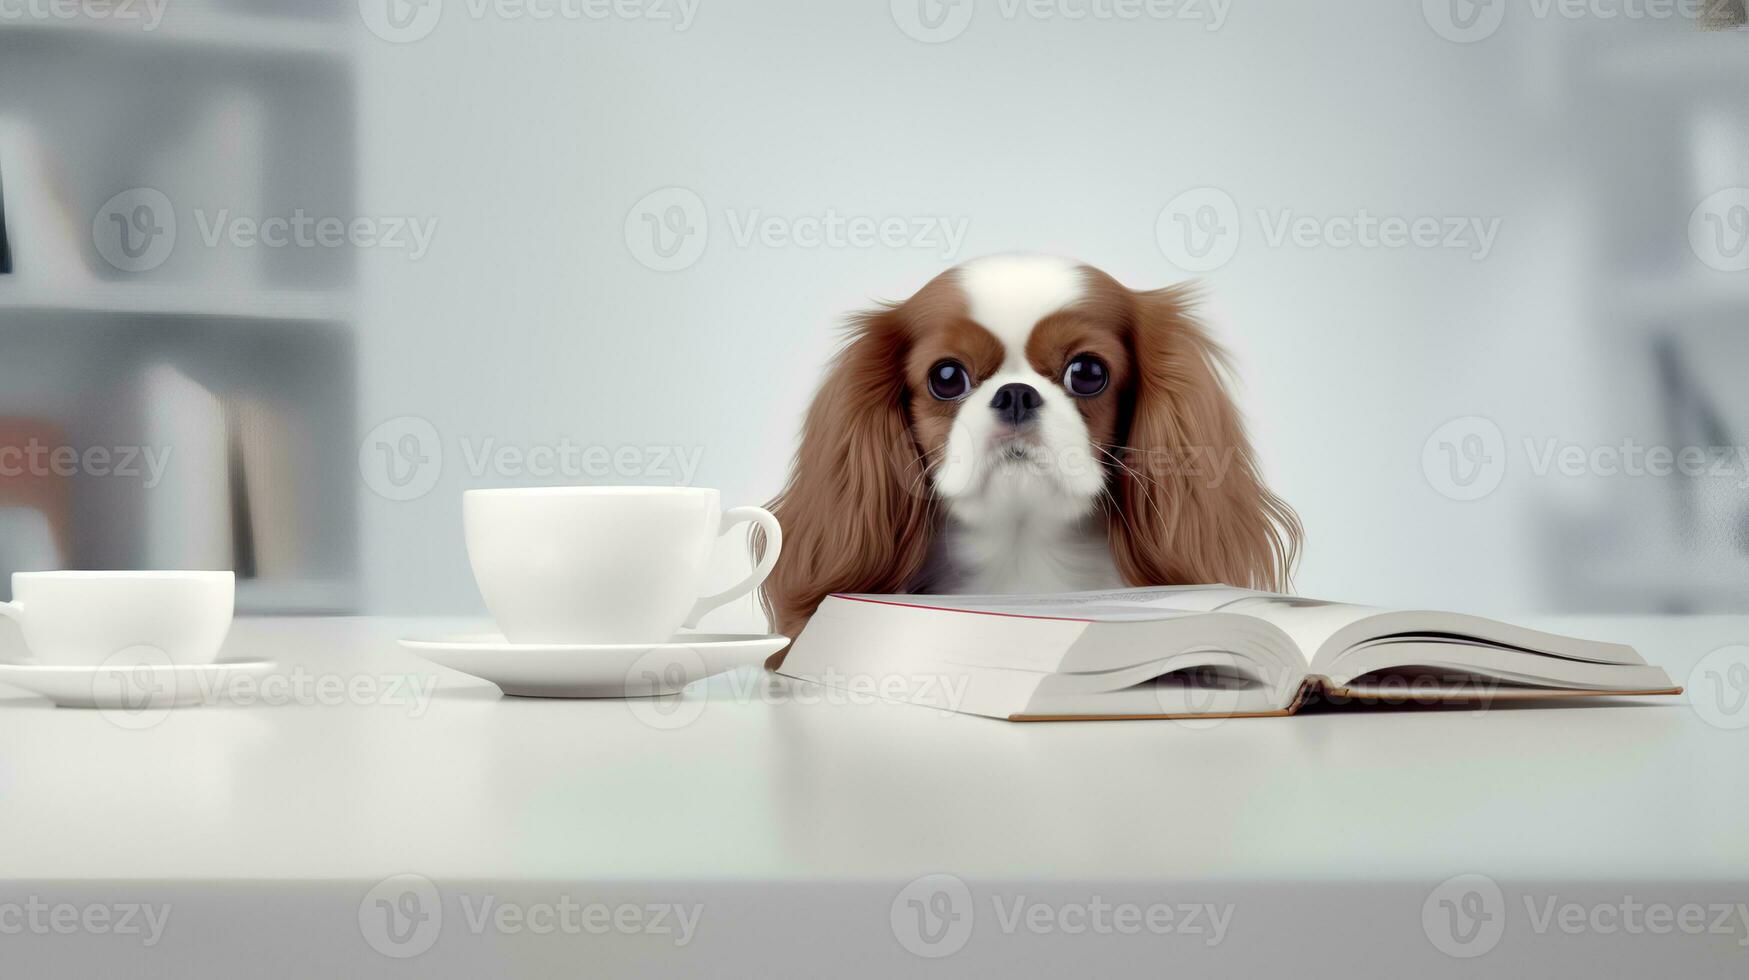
<box><xmin>757</xmin><ymin>305</ymin><xmax>937</xmax><ymax>655</ymax></box>
<box><xmin>760</xmin><ymin>265</ymin><xmax>1300</xmax><ymax>667</ymax></box>
<box><xmin>1095</xmin><ymin>275</ymin><xmax>1301</xmax><ymax>591</ymax></box>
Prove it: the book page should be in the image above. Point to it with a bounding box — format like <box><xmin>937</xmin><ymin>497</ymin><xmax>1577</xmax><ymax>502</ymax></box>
<box><xmin>846</xmin><ymin>589</ymin><xmax>1230</xmax><ymax>621</ymax></box>
<box><xmin>846</xmin><ymin>587</ymin><xmax>1381</xmax><ymax>661</ymax></box>
<box><xmin>1213</xmin><ymin>596</ymin><xmax>1385</xmax><ymax>661</ymax></box>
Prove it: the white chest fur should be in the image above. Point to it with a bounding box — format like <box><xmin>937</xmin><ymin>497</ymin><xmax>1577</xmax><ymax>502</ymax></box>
<box><xmin>935</xmin><ymin>509</ymin><xmax>1125</xmax><ymax>596</ymax></box>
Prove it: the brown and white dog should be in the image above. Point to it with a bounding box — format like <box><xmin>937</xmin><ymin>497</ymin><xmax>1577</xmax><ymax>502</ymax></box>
<box><xmin>760</xmin><ymin>254</ymin><xmax>1299</xmax><ymax>660</ymax></box>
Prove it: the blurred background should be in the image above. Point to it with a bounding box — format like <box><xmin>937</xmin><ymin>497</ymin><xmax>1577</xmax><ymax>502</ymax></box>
<box><xmin>1</xmin><ymin>0</ymin><xmax>1747</xmax><ymax>630</ymax></box>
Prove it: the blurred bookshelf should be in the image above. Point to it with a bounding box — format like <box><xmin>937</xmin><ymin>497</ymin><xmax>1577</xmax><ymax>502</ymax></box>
<box><xmin>1549</xmin><ymin>18</ymin><xmax>1749</xmax><ymax>611</ymax></box>
<box><xmin>0</xmin><ymin>282</ymin><xmax>354</xmax><ymax>322</ymax></box>
<box><xmin>0</xmin><ymin>3</ymin><xmax>360</xmax><ymax>613</ymax></box>
<box><xmin>0</xmin><ymin>9</ymin><xmax>351</xmax><ymax>58</ymax></box>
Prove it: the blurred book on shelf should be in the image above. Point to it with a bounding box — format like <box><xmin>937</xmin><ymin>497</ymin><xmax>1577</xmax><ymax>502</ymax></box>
<box><xmin>141</xmin><ymin>363</ymin><xmax>234</xmax><ymax>572</ymax></box>
<box><xmin>0</xmin><ymin>418</ymin><xmax>71</xmax><ymax>578</ymax></box>
<box><xmin>1</xmin><ymin>159</ymin><xmax>11</xmax><ymax>275</ymax></box>
<box><xmin>230</xmin><ymin>394</ymin><xmax>318</xmax><ymax>583</ymax></box>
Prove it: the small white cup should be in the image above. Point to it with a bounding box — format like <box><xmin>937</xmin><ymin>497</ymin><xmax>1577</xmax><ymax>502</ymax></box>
<box><xmin>0</xmin><ymin>570</ymin><xmax>235</xmax><ymax>666</ymax></box>
<box><xmin>464</xmin><ymin>487</ymin><xmax>782</xmax><ymax>644</ymax></box>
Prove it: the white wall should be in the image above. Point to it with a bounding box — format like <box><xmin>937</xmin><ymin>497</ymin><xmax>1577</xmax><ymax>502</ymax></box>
<box><xmin>350</xmin><ymin>1</ymin><xmax>1716</xmax><ymax>619</ymax></box>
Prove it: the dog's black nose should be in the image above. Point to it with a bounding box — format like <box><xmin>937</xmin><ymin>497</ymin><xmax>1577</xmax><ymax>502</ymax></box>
<box><xmin>989</xmin><ymin>382</ymin><xmax>1043</xmax><ymax>427</ymax></box>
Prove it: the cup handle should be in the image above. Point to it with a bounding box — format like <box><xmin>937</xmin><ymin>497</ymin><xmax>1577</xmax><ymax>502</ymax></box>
<box><xmin>0</xmin><ymin>601</ymin><xmax>20</xmax><ymax>622</ymax></box>
<box><xmin>684</xmin><ymin>505</ymin><xmax>783</xmax><ymax>629</ymax></box>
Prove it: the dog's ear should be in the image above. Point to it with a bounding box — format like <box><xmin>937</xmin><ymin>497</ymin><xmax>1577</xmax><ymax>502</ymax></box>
<box><xmin>1108</xmin><ymin>284</ymin><xmax>1300</xmax><ymax>592</ymax></box>
<box><xmin>760</xmin><ymin>306</ymin><xmax>935</xmax><ymax>667</ymax></box>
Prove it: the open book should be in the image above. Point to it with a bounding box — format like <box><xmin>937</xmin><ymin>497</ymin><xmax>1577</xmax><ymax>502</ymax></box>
<box><xmin>775</xmin><ymin>586</ymin><xmax>1681</xmax><ymax>721</ymax></box>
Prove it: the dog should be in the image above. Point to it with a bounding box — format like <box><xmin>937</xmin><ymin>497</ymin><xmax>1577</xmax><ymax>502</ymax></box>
<box><xmin>760</xmin><ymin>254</ymin><xmax>1299</xmax><ymax>659</ymax></box>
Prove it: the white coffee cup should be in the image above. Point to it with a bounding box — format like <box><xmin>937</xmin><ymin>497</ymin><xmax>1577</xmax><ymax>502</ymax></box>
<box><xmin>463</xmin><ymin>487</ymin><xmax>782</xmax><ymax>644</ymax></box>
<box><xmin>0</xmin><ymin>570</ymin><xmax>235</xmax><ymax>666</ymax></box>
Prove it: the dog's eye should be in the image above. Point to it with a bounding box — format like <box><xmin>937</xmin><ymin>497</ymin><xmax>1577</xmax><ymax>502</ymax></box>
<box><xmin>1063</xmin><ymin>354</ymin><xmax>1108</xmax><ymax>397</ymax></box>
<box><xmin>927</xmin><ymin>360</ymin><xmax>972</xmax><ymax>401</ymax></box>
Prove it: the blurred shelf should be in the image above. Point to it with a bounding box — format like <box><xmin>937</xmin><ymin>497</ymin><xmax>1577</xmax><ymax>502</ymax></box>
<box><xmin>0</xmin><ymin>282</ymin><xmax>353</xmax><ymax>323</ymax></box>
<box><xmin>0</xmin><ymin>12</ymin><xmax>353</xmax><ymax>58</ymax></box>
<box><xmin>237</xmin><ymin>578</ymin><xmax>358</xmax><ymax>615</ymax></box>
<box><xmin>1607</xmin><ymin>271</ymin><xmax>1749</xmax><ymax>323</ymax></box>
<box><xmin>1571</xmin><ymin>558</ymin><xmax>1749</xmax><ymax>611</ymax></box>
<box><xmin>1590</xmin><ymin>34</ymin><xmax>1749</xmax><ymax>88</ymax></box>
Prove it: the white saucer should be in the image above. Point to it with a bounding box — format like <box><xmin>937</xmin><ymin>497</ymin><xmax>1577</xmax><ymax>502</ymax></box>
<box><xmin>0</xmin><ymin>660</ymin><xmax>276</xmax><ymax>709</ymax></box>
<box><xmin>398</xmin><ymin>633</ymin><xmax>788</xmax><ymax>698</ymax></box>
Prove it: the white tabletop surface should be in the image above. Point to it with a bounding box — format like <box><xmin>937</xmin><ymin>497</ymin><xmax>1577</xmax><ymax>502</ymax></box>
<box><xmin>0</xmin><ymin>614</ymin><xmax>1741</xmax><ymax>883</ymax></box>
<box><xmin>2</xmin><ymin>615</ymin><xmax>1745</xmax><ymax>976</ymax></box>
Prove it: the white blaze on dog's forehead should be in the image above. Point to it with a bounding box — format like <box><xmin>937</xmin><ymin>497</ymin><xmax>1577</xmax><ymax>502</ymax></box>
<box><xmin>958</xmin><ymin>255</ymin><xmax>1084</xmax><ymax>369</ymax></box>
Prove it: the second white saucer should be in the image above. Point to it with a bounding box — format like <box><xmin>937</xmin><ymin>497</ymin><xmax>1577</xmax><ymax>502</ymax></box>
<box><xmin>0</xmin><ymin>660</ymin><xmax>276</xmax><ymax>710</ymax></box>
<box><xmin>399</xmin><ymin>633</ymin><xmax>787</xmax><ymax>698</ymax></box>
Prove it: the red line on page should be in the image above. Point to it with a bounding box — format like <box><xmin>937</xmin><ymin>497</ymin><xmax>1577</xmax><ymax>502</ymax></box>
<box><xmin>831</xmin><ymin>594</ymin><xmax>1094</xmax><ymax>623</ymax></box>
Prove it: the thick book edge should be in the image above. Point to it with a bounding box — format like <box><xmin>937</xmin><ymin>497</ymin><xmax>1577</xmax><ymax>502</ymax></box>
<box><xmin>1323</xmin><ymin>685</ymin><xmax>1685</xmax><ymax>703</ymax></box>
<box><xmin>1007</xmin><ymin>676</ymin><xmax>1324</xmax><ymax>722</ymax></box>
<box><xmin>1005</xmin><ymin>678</ymin><xmax>1685</xmax><ymax>722</ymax></box>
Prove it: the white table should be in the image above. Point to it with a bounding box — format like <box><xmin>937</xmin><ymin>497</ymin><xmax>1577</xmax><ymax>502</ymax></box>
<box><xmin>1</xmin><ymin>615</ymin><xmax>1745</xmax><ymax>976</ymax></box>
